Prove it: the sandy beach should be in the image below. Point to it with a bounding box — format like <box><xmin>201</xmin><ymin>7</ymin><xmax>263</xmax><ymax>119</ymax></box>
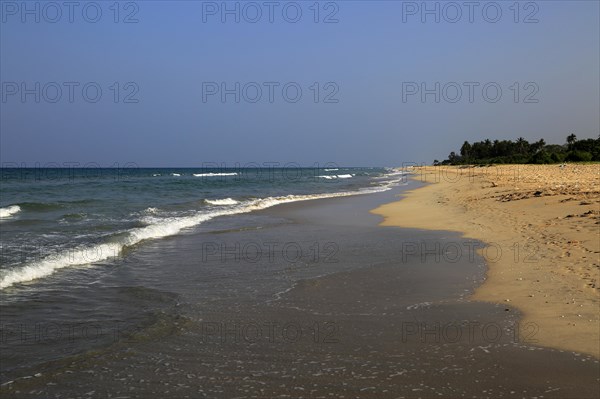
<box><xmin>3</xmin><ymin>184</ymin><xmax>599</xmax><ymax>398</ymax></box>
<box><xmin>372</xmin><ymin>164</ymin><xmax>600</xmax><ymax>358</ymax></box>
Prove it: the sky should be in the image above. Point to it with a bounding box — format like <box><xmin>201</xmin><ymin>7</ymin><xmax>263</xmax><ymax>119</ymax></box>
<box><xmin>1</xmin><ymin>0</ymin><xmax>599</xmax><ymax>167</ymax></box>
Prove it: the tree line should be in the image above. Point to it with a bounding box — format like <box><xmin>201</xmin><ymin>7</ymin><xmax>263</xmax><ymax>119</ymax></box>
<box><xmin>435</xmin><ymin>134</ymin><xmax>600</xmax><ymax>165</ymax></box>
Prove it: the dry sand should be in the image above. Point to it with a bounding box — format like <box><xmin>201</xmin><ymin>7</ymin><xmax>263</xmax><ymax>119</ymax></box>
<box><xmin>372</xmin><ymin>164</ymin><xmax>600</xmax><ymax>357</ymax></box>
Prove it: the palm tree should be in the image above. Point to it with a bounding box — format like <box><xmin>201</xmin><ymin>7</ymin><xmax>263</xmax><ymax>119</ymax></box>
<box><xmin>460</xmin><ymin>141</ymin><xmax>472</xmax><ymax>162</ymax></box>
<box><xmin>516</xmin><ymin>137</ymin><xmax>529</xmax><ymax>154</ymax></box>
<box><xmin>532</xmin><ymin>138</ymin><xmax>546</xmax><ymax>153</ymax></box>
<box><xmin>567</xmin><ymin>133</ymin><xmax>577</xmax><ymax>151</ymax></box>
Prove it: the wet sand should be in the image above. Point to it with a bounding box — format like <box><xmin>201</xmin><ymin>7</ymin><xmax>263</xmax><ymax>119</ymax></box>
<box><xmin>2</xmin><ymin>183</ymin><xmax>599</xmax><ymax>398</ymax></box>
<box><xmin>372</xmin><ymin>165</ymin><xmax>600</xmax><ymax>358</ymax></box>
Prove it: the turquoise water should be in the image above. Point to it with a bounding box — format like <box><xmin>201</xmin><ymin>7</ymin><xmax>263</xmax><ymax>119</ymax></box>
<box><xmin>0</xmin><ymin>167</ymin><xmax>405</xmax><ymax>290</ymax></box>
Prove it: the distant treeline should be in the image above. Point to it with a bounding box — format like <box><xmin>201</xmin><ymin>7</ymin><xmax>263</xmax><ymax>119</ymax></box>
<box><xmin>435</xmin><ymin>134</ymin><xmax>600</xmax><ymax>165</ymax></box>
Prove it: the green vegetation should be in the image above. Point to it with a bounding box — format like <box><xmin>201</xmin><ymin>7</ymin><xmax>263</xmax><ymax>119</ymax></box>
<box><xmin>435</xmin><ymin>134</ymin><xmax>600</xmax><ymax>165</ymax></box>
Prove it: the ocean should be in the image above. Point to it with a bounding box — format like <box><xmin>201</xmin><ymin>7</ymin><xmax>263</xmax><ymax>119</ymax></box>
<box><xmin>0</xmin><ymin>166</ymin><xmax>407</xmax><ymax>382</ymax></box>
<box><xmin>0</xmin><ymin>167</ymin><xmax>404</xmax><ymax>290</ymax></box>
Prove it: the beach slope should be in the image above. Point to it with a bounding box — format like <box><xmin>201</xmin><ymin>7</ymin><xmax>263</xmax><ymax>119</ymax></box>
<box><xmin>372</xmin><ymin>164</ymin><xmax>600</xmax><ymax>357</ymax></box>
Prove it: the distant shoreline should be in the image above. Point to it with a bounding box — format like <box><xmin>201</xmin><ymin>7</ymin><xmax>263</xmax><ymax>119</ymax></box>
<box><xmin>372</xmin><ymin>164</ymin><xmax>600</xmax><ymax>358</ymax></box>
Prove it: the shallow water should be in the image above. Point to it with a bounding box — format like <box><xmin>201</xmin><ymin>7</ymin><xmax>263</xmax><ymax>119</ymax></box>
<box><xmin>1</xmin><ymin>181</ymin><xmax>598</xmax><ymax>397</ymax></box>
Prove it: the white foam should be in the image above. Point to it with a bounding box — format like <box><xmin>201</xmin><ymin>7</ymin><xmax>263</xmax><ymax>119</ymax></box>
<box><xmin>0</xmin><ymin>212</ymin><xmax>218</xmax><ymax>289</ymax></box>
<box><xmin>193</xmin><ymin>173</ymin><xmax>238</xmax><ymax>177</ymax></box>
<box><xmin>406</xmin><ymin>301</ymin><xmax>433</xmax><ymax>310</ymax></box>
<box><xmin>317</xmin><ymin>174</ymin><xmax>353</xmax><ymax>179</ymax></box>
<box><xmin>385</xmin><ymin>170</ymin><xmax>407</xmax><ymax>176</ymax></box>
<box><xmin>374</xmin><ymin>170</ymin><xmax>409</xmax><ymax>180</ymax></box>
<box><xmin>324</xmin><ymin>168</ymin><xmax>338</xmax><ymax>171</ymax></box>
<box><xmin>205</xmin><ymin>198</ymin><xmax>239</xmax><ymax>206</ymax></box>
<box><xmin>152</xmin><ymin>174</ymin><xmax>161</xmax><ymax>177</ymax></box>
<box><xmin>171</xmin><ymin>173</ymin><xmax>181</xmax><ymax>177</ymax></box>
<box><xmin>0</xmin><ymin>205</ymin><xmax>21</xmax><ymax>219</ymax></box>
<box><xmin>0</xmin><ymin>181</ymin><xmax>398</xmax><ymax>290</ymax></box>
<box><xmin>0</xmin><ymin>242</ymin><xmax>122</xmax><ymax>289</ymax></box>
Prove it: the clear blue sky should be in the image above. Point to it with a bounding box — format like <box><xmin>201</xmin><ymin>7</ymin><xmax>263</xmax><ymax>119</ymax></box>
<box><xmin>1</xmin><ymin>1</ymin><xmax>599</xmax><ymax>166</ymax></box>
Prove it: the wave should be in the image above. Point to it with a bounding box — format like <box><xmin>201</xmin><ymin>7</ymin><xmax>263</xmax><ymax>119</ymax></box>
<box><xmin>60</xmin><ymin>212</ymin><xmax>87</xmax><ymax>220</ymax></box>
<box><xmin>0</xmin><ymin>205</ymin><xmax>21</xmax><ymax>218</ymax></box>
<box><xmin>171</xmin><ymin>173</ymin><xmax>181</xmax><ymax>177</ymax></box>
<box><xmin>0</xmin><ymin>181</ymin><xmax>399</xmax><ymax>290</ymax></box>
<box><xmin>0</xmin><ymin>242</ymin><xmax>123</xmax><ymax>290</ymax></box>
<box><xmin>8</xmin><ymin>200</ymin><xmax>100</xmax><ymax>213</ymax></box>
<box><xmin>324</xmin><ymin>168</ymin><xmax>339</xmax><ymax>171</ymax></box>
<box><xmin>374</xmin><ymin>170</ymin><xmax>408</xmax><ymax>180</ymax></box>
<box><xmin>0</xmin><ymin>212</ymin><xmax>218</xmax><ymax>289</ymax></box>
<box><xmin>193</xmin><ymin>173</ymin><xmax>238</xmax><ymax>177</ymax></box>
<box><xmin>317</xmin><ymin>174</ymin><xmax>354</xmax><ymax>179</ymax></box>
<box><xmin>13</xmin><ymin>202</ymin><xmax>63</xmax><ymax>212</ymax></box>
<box><xmin>204</xmin><ymin>198</ymin><xmax>239</xmax><ymax>206</ymax></box>
<box><xmin>385</xmin><ymin>170</ymin><xmax>407</xmax><ymax>176</ymax></box>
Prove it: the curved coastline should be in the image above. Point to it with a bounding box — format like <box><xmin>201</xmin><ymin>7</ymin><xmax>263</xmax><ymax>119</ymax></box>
<box><xmin>371</xmin><ymin>165</ymin><xmax>600</xmax><ymax>358</ymax></box>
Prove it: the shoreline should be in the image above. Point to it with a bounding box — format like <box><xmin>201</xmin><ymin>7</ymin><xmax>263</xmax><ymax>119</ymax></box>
<box><xmin>371</xmin><ymin>164</ymin><xmax>600</xmax><ymax>358</ymax></box>
<box><xmin>2</xmin><ymin>182</ymin><xmax>600</xmax><ymax>397</ymax></box>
